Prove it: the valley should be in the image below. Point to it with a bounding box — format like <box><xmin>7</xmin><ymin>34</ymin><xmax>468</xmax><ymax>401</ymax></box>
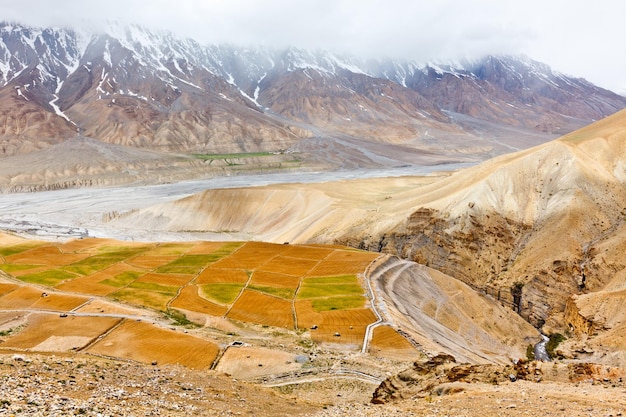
<box><xmin>2</xmin><ymin>108</ymin><xmax>626</xmax><ymax>413</ymax></box>
<box><xmin>1</xmin><ymin>19</ymin><xmax>626</xmax><ymax>416</ymax></box>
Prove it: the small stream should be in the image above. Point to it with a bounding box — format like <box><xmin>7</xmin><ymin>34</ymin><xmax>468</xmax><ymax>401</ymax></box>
<box><xmin>534</xmin><ymin>334</ymin><xmax>550</xmax><ymax>361</ymax></box>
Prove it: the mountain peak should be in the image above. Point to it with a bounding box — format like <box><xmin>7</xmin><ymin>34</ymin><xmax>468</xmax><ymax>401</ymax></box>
<box><xmin>0</xmin><ymin>21</ymin><xmax>624</xmax><ymax>162</ymax></box>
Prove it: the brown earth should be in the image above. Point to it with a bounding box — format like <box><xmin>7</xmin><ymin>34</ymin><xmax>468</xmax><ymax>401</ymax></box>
<box><xmin>113</xmin><ymin>109</ymin><xmax>626</xmax><ymax>369</ymax></box>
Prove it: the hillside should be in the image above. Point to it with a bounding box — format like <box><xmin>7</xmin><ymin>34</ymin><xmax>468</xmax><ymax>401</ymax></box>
<box><xmin>0</xmin><ymin>22</ymin><xmax>624</xmax><ymax>177</ymax></box>
<box><xmin>109</xmin><ymin>109</ymin><xmax>626</xmax><ymax>367</ymax></box>
<box><xmin>0</xmin><ymin>234</ymin><xmax>623</xmax><ymax>416</ymax></box>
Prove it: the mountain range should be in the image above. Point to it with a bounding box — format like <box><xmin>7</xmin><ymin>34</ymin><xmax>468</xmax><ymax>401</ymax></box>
<box><xmin>1</xmin><ymin>21</ymin><xmax>625</xmax><ymax>167</ymax></box>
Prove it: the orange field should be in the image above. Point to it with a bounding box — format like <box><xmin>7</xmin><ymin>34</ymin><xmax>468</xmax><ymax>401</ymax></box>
<box><xmin>196</xmin><ymin>267</ymin><xmax>249</xmax><ymax>284</ymax></box>
<box><xmin>0</xmin><ymin>285</ymin><xmax>46</xmax><ymax>309</ymax></box>
<box><xmin>295</xmin><ymin>300</ymin><xmax>377</xmax><ymax>346</ymax></box>
<box><xmin>210</xmin><ymin>241</ymin><xmax>288</xmax><ymax>270</ymax></box>
<box><xmin>249</xmin><ymin>271</ymin><xmax>300</xmax><ymax>289</ymax></box>
<box><xmin>369</xmin><ymin>325</ymin><xmax>421</xmax><ymax>359</ymax></box>
<box><xmin>170</xmin><ymin>285</ymin><xmax>228</xmax><ymax>317</ymax></box>
<box><xmin>0</xmin><ymin>282</ymin><xmax>19</xmax><ymax>296</ymax></box>
<box><xmin>306</xmin><ymin>250</ymin><xmax>378</xmax><ymax>277</ymax></box>
<box><xmin>6</xmin><ymin>245</ymin><xmax>90</xmax><ymax>267</ymax></box>
<box><xmin>55</xmin><ymin>275</ymin><xmax>118</xmax><ymax>296</ymax></box>
<box><xmin>1</xmin><ymin>237</ymin><xmax>381</xmax><ymax>348</ymax></box>
<box><xmin>282</xmin><ymin>245</ymin><xmax>334</xmax><ymax>260</ymax></box>
<box><xmin>87</xmin><ymin>319</ymin><xmax>219</xmax><ymax>369</ymax></box>
<box><xmin>257</xmin><ymin>256</ymin><xmax>320</xmax><ymax>276</ymax></box>
<box><xmin>186</xmin><ymin>241</ymin><xmax>237</xmax><ymax>255</ymax></box>
<box><xmin>30</xmin><ymin>293</ymin><xmax>89</xmax><ymax>311</ymax></box>
<box><xmin>0</xmin><ymin>313</ymin><xmax>121</xmax><ymax>351</ymax></box>
<box><xmin>57</xmin><ymin>237</ymin><xmax>114</xmax><ymax>253</ymax></box>
<box><xmin>227</xmin><ymin>289</ymin><xmax>294</xmax><ymax>329</ymax></box>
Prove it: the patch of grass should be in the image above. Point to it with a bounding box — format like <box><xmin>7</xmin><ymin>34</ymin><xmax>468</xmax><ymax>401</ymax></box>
<box><xmin>96</xmin><ymin>245</ymin><xmax>150</xmax><ymax>256</ymax></box>
<box><xmin>19</xmin><ymin>269</ymin><xmax>76</xmax><ymax>287</ymax></box>
<box><xmin>64</xmin><ymin>247</ymin><xmax>148</xmax><ymax>276</ymax></box>
<box><xmin>0</xmin><ymin>264</ymin><xmax>42</xmax><ymax>273</ymax></box>
<box><xmin>63</xmin><ymin>259</ymin><xmax>115</xmax><ymax>276</ymax></box>
<box><xmin>0</xmin><ymin>242</ymin><xmax>46</xmax><ymax>257</ymax></box>
<box><xmin>165</xmin><ymin>308</ymin><xmax>199</xmax><ymax>328</ymax></box>
<box><xmin>156</xmin><ymin>255</ymin><xmax>215</xmax><ymax>274</ymax></box>
<box><xmin>100</xmin><ymin>271</ymin><xmax>143</xmax><ymax>287</ymax></box>
<box><xmin>297</xmin><ymin>283</ymin><xmax>363</xmax><ymax>299</ymax></box>
<box><xmin>214</xmin><ymin>242</ymin><xmax>244</xmax><ymax>255</ymax></box>
<box><xmin>546</xmin><ymin>333</ymin><xmax>566</xmax><ymax>359</ymax></box>
<box><xmin>128</xmin><ymin>281</ymin><xmax>178</xmax><ymax>295</ymax></box>
<box><xmin>110</xmin><ymin>288</ymin><xmax>172</xmax><ymax>311</ymax></box>
<box><xmin>191</xmin><ymin>152</ymin><xmax>274</xmax><ymax>161</ymax></box>
<box><xmin>526</xmin><ymin>344</ymin><xmax>535</xmax><ymax>361</ymax></box>
<box><xmin>248</xmin><ymin>285</ymin><xmax>295</xmax><ymax>299</ymax></box>
<box><xmin>298</xmin><ymin>275</ymin><xmax>364</xmax><ymax>301</ymax></box>
<box><xmin>200</xmin><ymin>283</ymin><xmax>244</xmax><ymax>305</ymax></box>
<box><xmin>310</xmin><ymin>296</ymin><xmax>365</xmax><ymax>312</ymax></box>
<box><xmin>0</xmin><ymin>326</ymin><xmax>22</xmax><ymax>337</ymax></box>
<box><xmin>303</xmin><ymin>275</ymin><xmax>359</xmax><ymax>285</ymax></box>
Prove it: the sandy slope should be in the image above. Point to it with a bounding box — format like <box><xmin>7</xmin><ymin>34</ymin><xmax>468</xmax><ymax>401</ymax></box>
<box><xmin>109</xmin><ymin>109</ymin><xmax>626</xmax><ymax>368</ymax></box>
<box><xmin>370</xmin><ymin>256</ymin><xmax>539</xmax><ymax>364</ymax></box>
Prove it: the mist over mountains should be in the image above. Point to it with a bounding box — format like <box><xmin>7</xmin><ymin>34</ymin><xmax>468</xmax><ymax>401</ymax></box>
<box><xmin>1</xmin><ymin>21</ymin><xmax>624</xmax><ymax>160</ymax></box>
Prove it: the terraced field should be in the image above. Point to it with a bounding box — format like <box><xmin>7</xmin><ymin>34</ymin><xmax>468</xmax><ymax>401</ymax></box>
<box><xmin>0</xmin><ymin>233</ymin><xmax>412</xmax><ymax>353</ymax></box>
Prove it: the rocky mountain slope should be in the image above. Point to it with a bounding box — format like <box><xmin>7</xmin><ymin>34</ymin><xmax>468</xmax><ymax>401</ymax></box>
<box><xmin>0</xmin><ymin>21</ymin><xmax>624</xmax><ymax>166</ymax></box>
<box><xmin>357</xmin><ymin>109</ymin><xmax>626</xmax><ymax>366</ymax></box>
<box><xmin>109</xmin><ymin>109</ymin><xmax>626</xmax><ymax>367</ymax></box>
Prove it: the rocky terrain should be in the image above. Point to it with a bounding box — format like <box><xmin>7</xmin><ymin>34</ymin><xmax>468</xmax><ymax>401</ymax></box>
<box><xmin>2</xmin><ymin>20</ymin><xmax>626</xmax><ymax>417</ymax></box>
<box><xmin>1</xmin><ymin>22</ymin><xmax>625</xmax><ymax>193</ymax></box>
<box><xmin>1</xmin><ymin>351</ymin><xmax>625</xmax><ymax>417</ymax></box>
<box><xmin>106</xmin><ymin>108</ymin><xmax>626</xmax><ymax>372</ymax></box>
<box><xmin>0</xmin><ymin>352</ymin><xmax>318</xmax><ymax>416</ymax></box>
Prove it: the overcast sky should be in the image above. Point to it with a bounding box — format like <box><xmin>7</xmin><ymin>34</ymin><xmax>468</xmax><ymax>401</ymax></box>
<box><xmin>4</xmin><ymin>0</ymin><xmax>625</xmax><ymax>93</ymax></box>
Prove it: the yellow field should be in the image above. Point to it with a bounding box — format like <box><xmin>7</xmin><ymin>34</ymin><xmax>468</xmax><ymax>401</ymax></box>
<box><xmin>227</xmin><ymin>289</ymin><xmax>294</xmax><ymax>329</ymax></box>
<box><xmin>0</xmin><ymin>286</ymin><xmax>45</xmax><ymax>309</ymax></box>
<box><xmin>0</xmin><ymin>237</ymin><xmax>380</xmax><ymax>348</ymax></box>
<box><xmin>0</xmin><ymin>313</ymin><xmax>121</xmax><ymax>350</ymax></box>
<box><xmin>249</xmin><ymin>271</ymin><xmax>300</xmax><ymax>289</ymax></box>
<box><xmin>196</xmin><ymin>267</ymin><xmax>249</xmax><ymax>284</ymax></box>
<box><xmin>295</xmin><ymin>300</ymin><xmax>377</xmax><ymax>346</ymax></box>
<box><xmin>87</xmin><ymin>319</ymin><xmax>219</xmax><ymax>369</ymax></box>
<box><xmin>170</xmin><ymin>285</ymin><xmax>228</xmax><ymax>316</ymax></box>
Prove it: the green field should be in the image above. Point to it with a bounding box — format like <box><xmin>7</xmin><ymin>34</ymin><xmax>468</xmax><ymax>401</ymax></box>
<box><xmin>191</xmin><ymin>152</ymin><xmax>275</xmax><ymax>161</ymax></box>
<box><xmin>200</xmin><ymin>283</ymin><xmax>244</xmax><ymax>305</ymax></box>
<box><xmin>19</xmin><ymin>270</ymin><xmax>77</xmax><ymax>286</ymax></box>
<box><xmin>0</xmin><ymin>238</ymin><xmax>376</xmax><ymax>334</ymax></box>
<box><xmin>248</xmin><ymin>285</ymin><xmax>295</xmax><ymax>300</ymax></box>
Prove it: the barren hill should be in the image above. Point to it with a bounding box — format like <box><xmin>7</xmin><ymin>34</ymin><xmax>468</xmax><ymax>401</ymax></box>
<box><xmin>110</xmin><ymin>109</ymin><xmax>626</xmax><ymax>367</ymax></box>
<box><xmin>1</xmin><ymin>22</ymin><xmax>624</xmax><ymax>175</ymax></box>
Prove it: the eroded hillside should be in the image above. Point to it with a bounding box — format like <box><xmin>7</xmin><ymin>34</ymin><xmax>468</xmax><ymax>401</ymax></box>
<box><xmin>109</xmin><ymin>109</ymin><xmax>626</xmax><ymax>367</ymax></box>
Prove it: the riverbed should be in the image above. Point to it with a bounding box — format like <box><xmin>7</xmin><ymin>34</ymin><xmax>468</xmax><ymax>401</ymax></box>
<box><xmin>0</xmin><ymin>163</ymin><xmax>473</xmax><ymax>241</ymax></box>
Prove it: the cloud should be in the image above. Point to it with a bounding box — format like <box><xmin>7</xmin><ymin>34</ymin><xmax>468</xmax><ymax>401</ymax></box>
<box><xmin>3</xmin><ymin>0</ymin><xmax>625</xmax><ymax>92</ymax></box>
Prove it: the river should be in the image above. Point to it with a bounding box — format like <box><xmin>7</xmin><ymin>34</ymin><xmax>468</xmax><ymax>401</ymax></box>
<box><xmin>0</xmin><ymin>163</ymin><xmax>474</xmax><ymax>241</ymax></box>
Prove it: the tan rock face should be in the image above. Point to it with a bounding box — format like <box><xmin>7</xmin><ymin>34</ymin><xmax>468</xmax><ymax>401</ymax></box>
<box><xmin>106</xmin><ymin>111</ymin><xmax>626</xmax><ymax>365</ymax></box>
<box><xmin>345</xmin><ymin>110</ymin><xmax>626</xmax><ymax>363</ymax></box>
<box><xmin>371</xmin><ymin>354</ymin><xmax>625</xmax><ymax>405</ymax></box>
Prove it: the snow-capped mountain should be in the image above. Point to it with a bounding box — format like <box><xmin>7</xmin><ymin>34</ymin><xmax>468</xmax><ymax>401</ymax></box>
<box><xmin>0</xmin><ymin>22</ymin><xmax>624</xmax><ymax>158</ymax></box>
